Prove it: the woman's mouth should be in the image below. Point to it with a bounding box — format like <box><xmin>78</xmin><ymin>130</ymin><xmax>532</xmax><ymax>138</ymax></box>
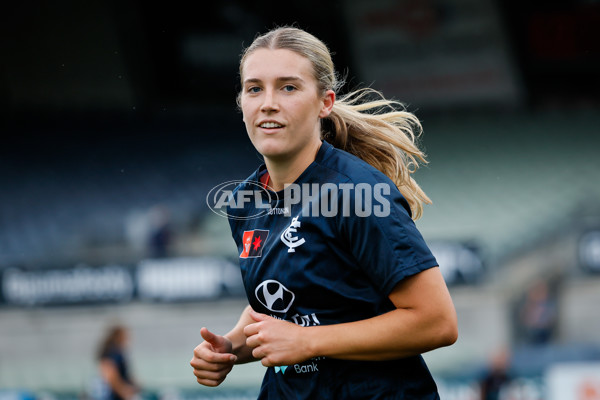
<box><xmin>259</xmin><ymin>121</ymin><xmax>284</xmax><ymax>129</ymax></box>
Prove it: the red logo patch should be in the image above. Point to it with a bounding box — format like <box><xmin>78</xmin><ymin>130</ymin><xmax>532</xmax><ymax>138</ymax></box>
<box><xmin>240</xmin><ymin>230</ymin><xmax>269</xmax><ymax>258</ymax></box>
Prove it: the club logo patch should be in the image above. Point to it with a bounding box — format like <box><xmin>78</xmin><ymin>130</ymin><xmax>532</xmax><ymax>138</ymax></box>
<box><xmin>280</xmin><ymin>216</ymin><xmax>305</xmax><ymax>253</ymax></box>
<box><xmin>240</xmin><ymin>230</ymin><xmax>269</xmax><ymax>258</ymax></box>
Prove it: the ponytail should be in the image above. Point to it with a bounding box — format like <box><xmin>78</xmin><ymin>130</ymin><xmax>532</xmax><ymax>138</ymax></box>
<box><xmin>324</xmin><ymin>88</ymin><xmax>431</xmax><ymax>220</ymax></box>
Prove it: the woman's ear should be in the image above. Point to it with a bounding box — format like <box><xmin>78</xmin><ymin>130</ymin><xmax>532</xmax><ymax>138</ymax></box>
<box><xmin>319</xmin><ymin>90</ymin><xmax>336</xmax><ymax>118</ymax></box>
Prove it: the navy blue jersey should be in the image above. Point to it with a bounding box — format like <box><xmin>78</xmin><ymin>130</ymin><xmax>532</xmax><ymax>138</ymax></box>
<box><xmin>227</xmin><ymin>141</ymin><xmax>440</xmax><ymax>399</ymax></box>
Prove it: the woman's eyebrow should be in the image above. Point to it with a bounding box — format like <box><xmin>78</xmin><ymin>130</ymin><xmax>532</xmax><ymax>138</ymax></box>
<box><xmin>243</xmin><ymin>76</ymin><xmax>305</xmax><ymax>85</ymax></box>
<box><xmin>276</xmin><ymin>76</ymin><xmax>304</xmax><ymax>84</ymax></box>
<box><xmin>243</xmin><ymin>78</ymin><xmax>261</xmax><ymax>85</ymax></box>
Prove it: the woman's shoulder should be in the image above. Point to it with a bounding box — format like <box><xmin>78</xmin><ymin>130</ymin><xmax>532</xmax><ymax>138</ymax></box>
<box><xmin>315</xmin><ymin>141</ymin><xmax>412</xmax><ymax>216</ymax></box>
<box><xmin>317</xmin><ymin>141</ymin><xmax>395</xmax><ymax>187</ymax></box>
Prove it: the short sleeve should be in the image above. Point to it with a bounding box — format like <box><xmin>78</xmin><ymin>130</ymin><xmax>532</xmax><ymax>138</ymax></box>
<box><xmin>337</xmin><ymin>178</ymin><xmax>438</xmax><ymax>296</ymax></box>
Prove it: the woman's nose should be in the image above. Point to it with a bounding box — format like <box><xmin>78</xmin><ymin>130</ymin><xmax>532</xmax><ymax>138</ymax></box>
<box><xmin>261</xmin><ymin>89</ymin><xmax>279</xmax><ymax>112</ymax></box>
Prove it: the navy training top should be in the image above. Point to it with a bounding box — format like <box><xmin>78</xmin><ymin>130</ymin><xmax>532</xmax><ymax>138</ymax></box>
<box><xmin>227</xmin><ymin>140</ymin><xmax>440</xmax><ymax>399</ymax></box>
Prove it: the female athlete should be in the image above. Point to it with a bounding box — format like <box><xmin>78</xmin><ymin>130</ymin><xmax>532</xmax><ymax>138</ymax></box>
<box><xmin>190</xmin><ymin>26</ymin><xmax>458</xmax><ymax>399</ymax></box>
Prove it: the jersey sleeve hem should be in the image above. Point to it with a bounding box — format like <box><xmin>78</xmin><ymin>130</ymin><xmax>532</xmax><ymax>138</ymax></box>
<box><xmin>382</xmin><ymin>259</ymin><xmax>439</xmax><ymax>297</ymax></box>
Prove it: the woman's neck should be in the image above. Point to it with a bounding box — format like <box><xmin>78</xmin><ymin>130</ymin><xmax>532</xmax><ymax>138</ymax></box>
<box><xmin>264</xmin><ymin>140</ymin><xmax>322</xmax><ymax>192</ymax></box>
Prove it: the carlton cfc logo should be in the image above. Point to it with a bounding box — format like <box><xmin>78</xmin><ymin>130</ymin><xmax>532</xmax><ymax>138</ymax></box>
<box><xmin>240</xmin><ymin>229</ymin><xmax>269</xmax><ymax>258</ymax></box>
<box><xmin>255</xmin><ymin>280</ymin><xmax>295</xmax><ymax>313</ymax></box>
<box><xmin>280</xmin><ymin>216</ymin><xmax>305</xmax><ymax>253</ymax></box>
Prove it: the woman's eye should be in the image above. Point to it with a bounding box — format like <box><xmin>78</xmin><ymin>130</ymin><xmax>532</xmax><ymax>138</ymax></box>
<box><xmin>247</xmin><ymin>86</ymin><xmax>261</xmax><ymax>94</ymax></box>
<box><xmin>282</xmin><ymin>85</ymin><xmax>296</xmax><ymax>92</ymax></box>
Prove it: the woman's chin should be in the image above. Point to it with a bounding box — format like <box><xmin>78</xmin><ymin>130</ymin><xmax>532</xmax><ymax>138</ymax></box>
<box><xmin>256</xmin><ymin>144</ymin><xmax>290</xmax><ymax>161</ymax></box>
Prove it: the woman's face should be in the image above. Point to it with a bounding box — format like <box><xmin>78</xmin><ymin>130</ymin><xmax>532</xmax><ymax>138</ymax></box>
<box><xmin>240</xmin><ymin>48</ymin><xmax>334</xmax><ymax>162</ymax></box>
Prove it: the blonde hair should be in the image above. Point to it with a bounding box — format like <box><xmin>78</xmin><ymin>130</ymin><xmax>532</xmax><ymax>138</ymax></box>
<box><xmin>239</xmin><ymin>27</ymin><xmax>431</xmax><ymax>219</ymax></box>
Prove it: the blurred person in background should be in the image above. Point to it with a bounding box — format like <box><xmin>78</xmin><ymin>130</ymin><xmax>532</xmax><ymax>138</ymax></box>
<box><xmin>518</xmin><ymin>279</ymin><xmax>557</xmax><ymax>345</ymax></box>
<box><xmin>147</xmin><ymin>204</ymin><xmax>174</xmax><ymax>259</ymax></box>
<box><xmin>190</xmin><ymin>26</ymin><xmax>457</xmax><ymax>399</ymax></box>
<box><xmin>479</xmin><ymin>347</ymin><xmax>512</xmax><ymax>400</ymax></box>
<box><xmin>97</xmin><ymin>325</ymin><xmax>140</xmax><ymax>400</ymax></box>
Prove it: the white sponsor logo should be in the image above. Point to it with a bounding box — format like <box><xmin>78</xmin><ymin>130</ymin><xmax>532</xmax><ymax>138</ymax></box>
<box><xmin>291</xmin><ymin>313</ymin><xmax>320</xmax><ymax>327</ymax></box>
<box><xmin>244</xmin><ymin>236</ymin><xmax>251</xmax><ymax>254</ymax></box>
<box><xmin>295</xmin><ymin>362</ymin><xmax>319</xmax><ymax>374</ymax></box>
<box><xmin>268</xmin><ymin>207</ymin><xmax>290</xmax><ymax>216</ymax></box>
<box><xmin>280</xmin><ymin>216</ymin><xmax>305</xmax><ymax>253</ymax></box>
<box><xmin>255</xmin><ymin>280</ymin><xmax>295</xmax><ymax>313</ymax></box>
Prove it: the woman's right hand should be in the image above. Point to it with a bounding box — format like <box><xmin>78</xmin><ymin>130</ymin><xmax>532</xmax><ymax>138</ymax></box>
<box><xmin>190</xmin><ymin>327</ymin><xmax>238</xmax><ymax>387</ymax></box>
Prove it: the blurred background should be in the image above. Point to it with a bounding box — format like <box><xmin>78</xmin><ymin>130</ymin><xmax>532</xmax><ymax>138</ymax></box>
<box><xmin>1</xmin><ymin>0</ymin><xmax>600</xmax><ymax>399</ymax></box>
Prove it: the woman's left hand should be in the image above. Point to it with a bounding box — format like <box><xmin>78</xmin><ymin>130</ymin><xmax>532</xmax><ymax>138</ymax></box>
<box><xmin>243</xmin><ymin>310</ymin><xmax>312</xmax><ymax>367</ymax></box>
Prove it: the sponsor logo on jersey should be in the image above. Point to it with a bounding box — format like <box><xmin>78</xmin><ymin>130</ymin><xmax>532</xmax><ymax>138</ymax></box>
<box><xmin>291</xmin><ymin>312</ymin><xmax>320</xmax><ymax>327</ymax></box>
<box><xmin>294</xmin><ymin>362</ymin><xmax>319</xmax><ymax>374</ymax></box>
<box><xmin>275</xmin><ymin>357</ymin><xmax>325</xmax><ymax>376</ymax></box>
<box><xmin>280</xmin><ymin>216</ymin><xmax>305</xmax><ymax>253</ymax></box>
<box><xmin>268</xmin><ymin>206</ymin><xmax>290</xmax><ymax>216</ymax></box>
<box><xmin>239</xmin><ymin>229</ymin><xmax>269</xmax><ymax>258</ymax></box>
<box><xmin>274</xmin><ymin>362</ymin><xmax>319</xmax><ymax>375</ymax></box>
<box><xmin>274</xmin><ymin>366</ymin><xmax>288</xmax><ymax>374</ymax></box>
<box><xmin>255</xmin><ymin>280</ymin><xmax>295</xmax><ymax>313</ymax></box>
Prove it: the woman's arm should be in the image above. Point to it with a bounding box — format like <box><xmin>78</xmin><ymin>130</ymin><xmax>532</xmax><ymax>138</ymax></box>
<box><xmin>308</xmin><ymin>266</ymin><xmax>457</xmax><ymax>360</ymax></box>
<box><xmin>244</xmin><ymin>267</ymin><xmax>457</xmax><ymax>366</ymax></box>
